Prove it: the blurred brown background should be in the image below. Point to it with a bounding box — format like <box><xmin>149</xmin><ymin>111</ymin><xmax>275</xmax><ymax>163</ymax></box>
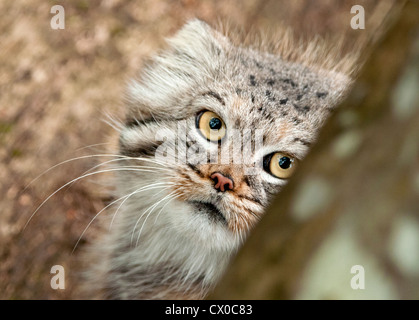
<box><xmin>0</xmin><ymin>0</ymin><xmax>394</xmax><ymax>299</ymax></box>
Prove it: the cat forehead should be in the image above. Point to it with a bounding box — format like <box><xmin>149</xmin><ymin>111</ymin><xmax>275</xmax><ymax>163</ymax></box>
<box><xmin>125</xmin><ymin>20</ymin><xmax>350</xmax><ymax>148</ymax></box>
<box><xmin>204</xmin><ymin>48</ymin><xmax>348</xmax><ymax>135</ymax></box>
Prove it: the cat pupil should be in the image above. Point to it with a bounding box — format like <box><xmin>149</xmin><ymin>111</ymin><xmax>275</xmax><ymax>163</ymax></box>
<box><xmin>209</xmin><ymin>117</ymin><xmax>222</xmax><ymax>130</ymax></box>
<box><xmin>279</xmin><ymin>156</ymin><xmax>291</xmax><ymax>169</ymax></box>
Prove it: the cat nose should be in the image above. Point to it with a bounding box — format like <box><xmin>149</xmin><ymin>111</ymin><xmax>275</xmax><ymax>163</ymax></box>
<box><xmin>211</xmin><ymin>172</ymin><xmax>234</xmax><ymax>192</ymax></box>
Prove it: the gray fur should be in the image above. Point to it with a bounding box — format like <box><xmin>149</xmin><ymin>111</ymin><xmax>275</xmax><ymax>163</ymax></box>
<box><xmin>83</xmin><ymin>19</ymin><xmax>353</xmax><ymax>299</ymax></box>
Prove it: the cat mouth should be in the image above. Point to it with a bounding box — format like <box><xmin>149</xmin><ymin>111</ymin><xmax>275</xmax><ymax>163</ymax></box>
<box><xmin>189</xmin><ymin>201</ymin><xmax>227</xmax><ymax>224</ymax></box>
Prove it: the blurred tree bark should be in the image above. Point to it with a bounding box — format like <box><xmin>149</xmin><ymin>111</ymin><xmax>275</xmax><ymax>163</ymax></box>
<box><xmin>211</xmin><ymin>0</ymin><xmax>419</xmax><ymax>299</ymax></box>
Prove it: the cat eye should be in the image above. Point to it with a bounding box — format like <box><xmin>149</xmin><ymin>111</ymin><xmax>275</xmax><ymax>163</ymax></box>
<box><xmin>263</xmin><ymin>152</ymin><xmax>297</xmax><ymax>179</ymax></box>
<box><xmin>196</xmin><ymin>111</ymin><xmax>226</xmax><ymax>141</ymax></box>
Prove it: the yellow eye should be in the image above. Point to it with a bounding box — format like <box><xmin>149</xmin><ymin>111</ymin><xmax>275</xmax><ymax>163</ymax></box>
<box><xmin>196</xmin><ymin>111</ymin><xmax>226</xmax><ymax>141</ymax></box>
<box><xmin>265</xmin><ymin>152</ymin><xmax>297</xmax><ymax>179</ymax></box>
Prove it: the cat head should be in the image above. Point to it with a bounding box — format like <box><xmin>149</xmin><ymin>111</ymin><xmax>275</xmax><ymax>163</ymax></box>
<box><xmin>117</xmin><ymin>19</ymin><xmax>351</xmax><ymax>251</ymax></box>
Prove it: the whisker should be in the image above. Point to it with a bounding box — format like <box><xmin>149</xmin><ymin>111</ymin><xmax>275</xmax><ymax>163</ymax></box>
<box><xmin>134</xmin><ymin>191</ymin><xmax>178</xmax><ymax>247</ymax></box>
<box><xmin>80</xmin><ymin>159</ymin><xmax>173</xmax><ymax>179</ymax></box>
<box><xmin>23</xmin><ymin>167</ymin><xmax>173</xmax><ymax>231</ymax></box>
<box><xmin>23</xmin><ymin>153</ymin><xmax>168</xmax><ymax>193</ymax></box>
<box><xmin>75</xmin><ymin>143</ymin><xmax>111</xmax><ymax>152</ymax></box>
<box><xmin>102</xmin><ymin>112</ymin><xmax>125</xmax><ymax>133</ymax></box>
<box><xmin>71</xmin><ymin>193</ymin><xmax>132</xmax><ymax>254</ymax></box>
<box><xmin>152</xmin><ymin>192</ymin><xmax>181</xmax><ymax>226</ymax></box>
<box><xmin>130</xmin><ymin>191</ymin><xmax>177</xmax><ymax>247</ymax></box>
<box><xmin>72</xmin><ymin>182</ymin><xmax>174</xmax><ymax>253</ymax></box>
<box><xmin>108</xmin><ymin>182</ymin><xmax>174</xmax><ymax>231</ymax></box>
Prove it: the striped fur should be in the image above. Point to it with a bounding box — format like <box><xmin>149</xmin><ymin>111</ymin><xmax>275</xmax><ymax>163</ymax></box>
<box><xmin>84</xmin><ymin>19</ymin><xmax>356</xmax><ymax>299</ymax></box>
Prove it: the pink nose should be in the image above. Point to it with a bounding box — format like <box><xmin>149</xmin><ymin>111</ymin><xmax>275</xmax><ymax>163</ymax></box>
<box><xmin>211</xmin><ymin>172</ymin><xmax>234</xmax><ymax>192</ymax></box>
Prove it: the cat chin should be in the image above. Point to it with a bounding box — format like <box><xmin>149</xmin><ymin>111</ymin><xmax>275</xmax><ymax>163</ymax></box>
<box><xmin>166</xmin><ymin>199</ymin><xmax>242</xmax><ymax>252</ymax></box>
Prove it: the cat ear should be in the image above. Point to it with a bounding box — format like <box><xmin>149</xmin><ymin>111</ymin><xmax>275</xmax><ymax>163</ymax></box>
<box><xmin>166</xmin><ymin>19</ymin><xmax>229</xmax><ymax>66</ymax></box>
<box><xmin>126</xmin><ymin>19</ymin><xmax>229</xmax><ymax>118</ymax></box>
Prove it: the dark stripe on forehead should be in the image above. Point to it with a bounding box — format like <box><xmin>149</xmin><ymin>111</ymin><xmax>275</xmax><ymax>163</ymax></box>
<box><xmin>279</xmin><ymin>98</ymin><xmax>288</xmax><ymax>105</ymax></box>
<box><xmin>282</xmin><ymin>78</ymin><xmax>297</xmax><ymax>87</ymax></box>
<box><xmin>249</xmin><ymin>75</ymin><xmax>257</xmax><ymax>86</ymax></box>
<box><xmin>203</xmin><ymin>91</ymin><xmax>225</xmax><ymax>106</ymax></box>
<box><xmin>293</xmin><ymin>104</ymin><xmax>311</xmax><ymax>114</ymax></box>
<box><xmin>316</xmin><ymin>91</ymin><xmax>328</xmax><ymax>98</ymax></box>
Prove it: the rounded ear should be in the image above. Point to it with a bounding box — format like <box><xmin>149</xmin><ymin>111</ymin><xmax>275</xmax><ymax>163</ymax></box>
<box><xmin>125</xmin><ymin>19</ymin><xmax>230</xmax><ymax>122</ymax></box>
<box><xmin>165</xmin><ymin>19</ymin><xmax>230</xmax><ymax>65</ymax></box>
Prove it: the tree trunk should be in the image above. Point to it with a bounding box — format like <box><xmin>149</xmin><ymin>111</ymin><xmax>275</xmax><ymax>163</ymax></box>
<box><xmin>211</xmin><ymin>0</ymin><xmax>419</xmax><ymax>299</ymax></box>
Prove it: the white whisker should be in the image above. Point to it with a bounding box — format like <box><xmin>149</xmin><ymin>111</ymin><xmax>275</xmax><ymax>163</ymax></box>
<box><xmin>23</xmin><ymin>167</ymin><xmax>173</xmax><ymax>231</ymax></box>
<box><xmin>152</xmin><ymin>191</ymin><xmax>181</xmax><ymax>227</ymax></box>
<box><xmin>75</xmin><ymin>143</ymin><xmax>111</xmax><ymax>152</ymax></box>
<box><xmin>108</xmin><ymin>182</ymin><xmax>174</xmax><ymax>231</ymax></box>
<box><xmin>72</xmin><ymin>181</ymin><xmax>174</xmax><ymax>253</ymax></box>
<box><xmin>102</xmin><ymin>112</ymin><xmax>125</xmax><ymax>133</ymax></box>
<box><xmin>23</xmin><ymin>153</ymin><xmax>168</xmax><ymax>193</ymax></box>
<box><xmin>130</xmin><ymin>191</ymin><xmax>177</xmax><ymax>247</ymax></box>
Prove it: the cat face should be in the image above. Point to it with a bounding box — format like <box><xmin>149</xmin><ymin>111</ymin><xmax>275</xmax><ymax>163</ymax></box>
<box><xmin>117</xmin><ymin>20</ymin><xmax>350</xmax><ymax>252</ymax></box>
